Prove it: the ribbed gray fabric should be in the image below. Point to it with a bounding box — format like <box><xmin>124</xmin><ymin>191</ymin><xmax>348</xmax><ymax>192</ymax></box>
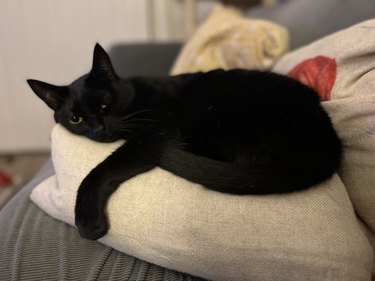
<box><xmin>0</xmin><ymin>160</ymin><xmax>206</xmax><ymax>281</ymax></box>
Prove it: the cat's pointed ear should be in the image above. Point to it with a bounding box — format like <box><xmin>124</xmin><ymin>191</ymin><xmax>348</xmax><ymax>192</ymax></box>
<box><xmin>90</xmin><ymin>43</ymin><xmax>117</xmax><ymax>81</ymax></box>
<box><xmin>27</xmin><ymin>79</ymin><xmax>68</xmax><ymax>111</ymax></box>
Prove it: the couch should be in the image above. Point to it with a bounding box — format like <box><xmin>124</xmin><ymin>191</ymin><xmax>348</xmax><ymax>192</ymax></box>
<box><xmin>1</xmin><ymin>2</ymin><xmax>375</xmax><ymax>281</ymax></box>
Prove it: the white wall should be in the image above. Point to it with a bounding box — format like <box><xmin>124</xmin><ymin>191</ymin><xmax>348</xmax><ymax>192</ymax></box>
<box><xmin>0</xmin><ymin>0</ymin><xmax>183</xmax><ymax>153</ymax></box>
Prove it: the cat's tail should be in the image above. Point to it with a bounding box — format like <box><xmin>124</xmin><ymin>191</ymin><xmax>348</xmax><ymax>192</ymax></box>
<box><xmin>159</xmin><ymin>147</ymin><xmax>340</xmax><ymax>195</ymax></box>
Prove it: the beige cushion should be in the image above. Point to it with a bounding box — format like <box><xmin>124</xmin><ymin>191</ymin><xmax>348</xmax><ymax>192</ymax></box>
<box><xmin>170</xmin><ymin>4</ymin><xmax>289</xmax><ymax>75</ymax></box>
<box><xmin>30</xmin><ymin>125</ymin><xmax>373</xmax><ymax>281</ymax></box>
<box><xmin>273</xmin><ymin>20</ymin><xmax>375</xmax><ymax>274</ymax></box>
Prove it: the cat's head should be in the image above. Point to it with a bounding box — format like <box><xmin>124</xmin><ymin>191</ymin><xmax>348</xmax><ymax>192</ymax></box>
<box><xmin>27</xmin><ymin>44</ymin><xmax>136</xmax><ymax>142</ymax></box>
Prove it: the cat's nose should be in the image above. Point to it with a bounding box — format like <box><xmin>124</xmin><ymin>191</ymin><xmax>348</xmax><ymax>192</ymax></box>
<box><xmin>93</xmin><ymin>125</ymin><xmax>105</xmax><ymax>134</ymax></box>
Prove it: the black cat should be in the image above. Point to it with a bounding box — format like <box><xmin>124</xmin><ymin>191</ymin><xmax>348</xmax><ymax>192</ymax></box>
<box><xmin>27</xmin><ymin>44</ymin><xmax>342</xmax><ymax>240</ymax></box>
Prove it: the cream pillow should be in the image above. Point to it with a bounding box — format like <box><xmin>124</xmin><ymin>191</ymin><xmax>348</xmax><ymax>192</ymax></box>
<box><xmin>273</xmin><ymin>20</ymin><xmax>375</xmax><ymax>273</ymax></box>
<box><xmin>30</xmin><ymin>125</ymin><xmax>373</xmax><ymax>281</ymax></box>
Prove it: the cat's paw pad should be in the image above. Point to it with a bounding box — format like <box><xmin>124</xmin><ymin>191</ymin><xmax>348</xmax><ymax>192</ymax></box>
<box><xmin>75</xmin><ymin>216</ymin><xmax>109</xmax><ymax>240</ymax></box>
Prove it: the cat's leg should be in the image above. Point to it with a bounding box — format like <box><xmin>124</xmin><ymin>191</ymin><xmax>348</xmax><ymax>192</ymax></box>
<box><xmin>75</xmin><ymin>136</ymin><xmax>164</xmax><ymax>240</ymax></box>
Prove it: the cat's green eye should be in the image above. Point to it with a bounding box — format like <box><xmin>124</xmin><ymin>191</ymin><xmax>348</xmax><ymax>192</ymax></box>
<box><xmin>70</xmin><ymin>115</ymin><xmax>83</xmax><ymax>125</ymax></box>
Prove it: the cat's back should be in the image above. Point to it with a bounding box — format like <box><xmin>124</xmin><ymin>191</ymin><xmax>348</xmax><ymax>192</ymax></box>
<box><xmin>177</xmin><ymin>69</ymin><xmax>321</xmax><ymax>123</ymax></box>
<box><xmin>179</xmin><ymin>69</ymin><xmax>318</xmax><ymax>104</ymax></box>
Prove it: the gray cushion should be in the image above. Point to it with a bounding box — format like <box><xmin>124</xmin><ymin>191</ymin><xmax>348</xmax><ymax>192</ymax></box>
<box><xmin>246</xmin><ymin>0</ymin><xmax>375</xmax><ymax>49</ymax></box>
<box><xmin>109</xmin><ymin>43</ymin><xmax>181</xmax><ymax>77</ymax></box>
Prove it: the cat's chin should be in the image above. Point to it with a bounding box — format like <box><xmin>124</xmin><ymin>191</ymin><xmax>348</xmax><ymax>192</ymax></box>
<box><xmin>89</xmin><ymin>135</ymin><xmax>120</xmax><ymax>143</ymax></box>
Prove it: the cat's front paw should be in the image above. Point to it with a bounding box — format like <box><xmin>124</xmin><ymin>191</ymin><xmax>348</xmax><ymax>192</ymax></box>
<box><xmin>75</xmin><ymin>212</ymin><xmax>109</xmax><ymax>240</ymax></box>
<box><xmin>75</xmin><ymin>178</ymin><xmax>110</xmax><ymax>240</ymax></box>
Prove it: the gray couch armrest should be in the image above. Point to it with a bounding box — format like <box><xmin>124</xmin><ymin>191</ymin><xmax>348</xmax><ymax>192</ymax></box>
<box><xmin>109</xmin><ymin>43</ymin><xmax>182</xmax><ymax>77</ymax></box>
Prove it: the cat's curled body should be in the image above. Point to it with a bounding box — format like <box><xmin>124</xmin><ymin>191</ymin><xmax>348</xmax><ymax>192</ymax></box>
<box><xmin>28</xmin><ymin>44</ymin><xmax>342</xmax><ymax>240</ymax></box>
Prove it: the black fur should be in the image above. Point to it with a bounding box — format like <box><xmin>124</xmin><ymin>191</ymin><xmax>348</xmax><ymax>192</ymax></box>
<box><xmin>27</xmin><ymin>44</ymin><xmax>342</xmax><ymax>240</ymax></box>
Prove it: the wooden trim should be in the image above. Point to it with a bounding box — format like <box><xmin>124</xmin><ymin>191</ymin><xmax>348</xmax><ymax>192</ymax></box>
<box><xmin>183</xmin><ymin>0</ymin><xmax>197</xmax><ymax>39</ymax></box>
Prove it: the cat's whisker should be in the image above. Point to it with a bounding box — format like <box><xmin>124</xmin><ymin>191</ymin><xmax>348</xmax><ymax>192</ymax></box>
<box><xmin>113</xmin><ymin>110</ymin><xmax>154</xmax><ymax>127</ymax></box>
<box><xmin>114</xmin><ymin>118</ymin><xmax>161</xmax><ymax>132</ymax></box>
<box><xmin>119</xmin><ymin>109</ymin><xmax>163</xmax><ymax>123</ymax></box>
<box><xmin>117</xmin><ymin>124</ymin><xmax>149</xmax><ymax>130</ymax></box>
<box><xmin>125</xmin><ymin>118</ymin><xmax>161</xmax><ymax>123</ymax></box>
<box><xmin>117</xmin><ymin>128</ymin><xmax>133</xmax><ymax>133</ymax></box>
<box><xmin>118</xmin><ymin>118</ymin><xmax>161</xmax><ymax>126</ymax></box>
